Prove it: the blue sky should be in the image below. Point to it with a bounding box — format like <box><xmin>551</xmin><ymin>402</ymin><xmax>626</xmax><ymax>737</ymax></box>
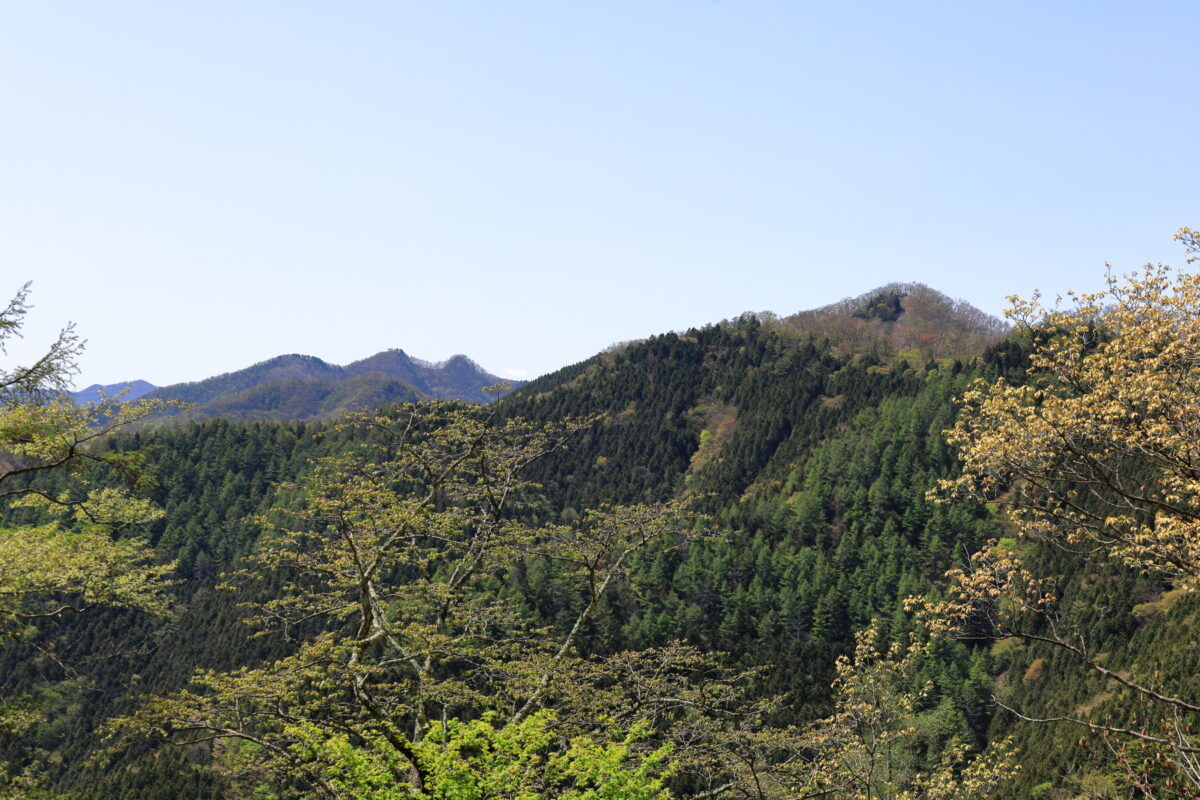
<box><xmin>3</xmin><ymin>2</ymin><xmax>1196</xmax><ymax>386</ymax></box>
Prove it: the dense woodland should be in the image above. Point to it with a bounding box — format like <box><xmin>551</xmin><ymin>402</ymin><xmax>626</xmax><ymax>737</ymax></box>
<box><xmin>3</xmin><ymin>253</ymin><xmax>1200</xmax><ymax>799</ymax></box>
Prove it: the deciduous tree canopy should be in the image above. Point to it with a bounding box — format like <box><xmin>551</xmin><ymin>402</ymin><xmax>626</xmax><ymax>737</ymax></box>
<box><xmin>931</xmin><ymin>229</ymin><xmax>1200</xmax><ymax>796</ymax></box>
<box><xmin>0</xmin><ymin>284</ymin><xmax>173</xmax><ymax>796</ymax></box>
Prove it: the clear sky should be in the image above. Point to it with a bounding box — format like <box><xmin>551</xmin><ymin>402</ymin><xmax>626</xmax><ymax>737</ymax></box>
<box><xmin>2</xmin><ymin>2</ymin><xmax>1196</xmax><ymax>387</ymax></box>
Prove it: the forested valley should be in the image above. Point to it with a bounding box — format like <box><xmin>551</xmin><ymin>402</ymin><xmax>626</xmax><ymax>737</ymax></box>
<box><xmin>4</xmin><ymin>242</ymin><xmax>1200</xmax><ymax>800</ymax></box>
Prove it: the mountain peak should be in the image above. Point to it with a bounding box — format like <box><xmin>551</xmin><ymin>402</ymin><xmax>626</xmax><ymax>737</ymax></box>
<box><xmin>780</xmin><ymin>283</ymin><xmax>1008</xmax><ymax>360</ymax></box>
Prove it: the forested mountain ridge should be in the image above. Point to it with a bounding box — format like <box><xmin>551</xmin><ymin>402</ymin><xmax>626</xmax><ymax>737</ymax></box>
<box><xmin>516</xmin><ymin>283</ymin><xmax>1007</xmax><ymax>397</ymax></box>
<box><xmin>5</xmin><ymin>271</ymin><xmax>1197</xmax><ymax>800</ymax></box>
<box><xmin>136</xmin><ymin>348</ymin><xmax>517</xmax><ymax>422</ymax></box>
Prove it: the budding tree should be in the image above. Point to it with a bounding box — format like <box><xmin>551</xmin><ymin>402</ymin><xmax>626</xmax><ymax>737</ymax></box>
<box><xmin>931</xmin><ymin>229</ymin><xmax>1200</xmax><ymax>795</ymax></box>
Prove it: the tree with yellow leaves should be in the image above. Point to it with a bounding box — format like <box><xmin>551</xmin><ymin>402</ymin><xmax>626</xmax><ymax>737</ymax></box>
<box><xmin>931</xmin><ymin>230</ymin><xmax>1200</xmax><ymax>796</ymax></box>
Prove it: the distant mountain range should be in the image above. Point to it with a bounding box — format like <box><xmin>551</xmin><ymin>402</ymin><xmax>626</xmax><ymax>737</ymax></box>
<box><xmin>72</xmin><ymin>379</ymin><xmax>158</xmax><ymax>404</ymax></box>
<box><xmin>74</xmin><ymin>350</ymin><xmax>517</xmax><ymax>423</ymax></box>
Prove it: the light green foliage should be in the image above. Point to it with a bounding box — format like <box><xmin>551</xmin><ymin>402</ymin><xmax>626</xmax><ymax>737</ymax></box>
<box><xmin>0</xmin><ymin>767</ymin><xmax>70</xmax><ymax>800</ymax></box>
<box><xmin>0</xmin><ymin>523</ymin><xmax>171</xmax><ymax>635</ymax></box>
<box><xmin>0</xmin><ymin>283</ymin><xmax>173</xmax><ymax>641</ymax></box>
<box><xmin>0</xmin><ymin>283</ymin><xmax>174</xmax><ymax>794</ymax></box>
<box><xmin>286</xmin><ymin>711</ymin><xmax>673</xmax><ymax>800</ymax></box>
